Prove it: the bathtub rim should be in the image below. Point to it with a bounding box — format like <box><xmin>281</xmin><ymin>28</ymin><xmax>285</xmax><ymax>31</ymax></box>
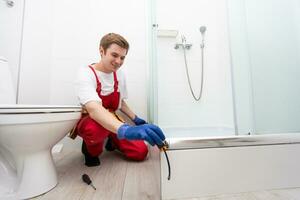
<box><xmin>166</xmin><ymin>133</ymin><xmax>300</xmax><ymax>150</ymax></box>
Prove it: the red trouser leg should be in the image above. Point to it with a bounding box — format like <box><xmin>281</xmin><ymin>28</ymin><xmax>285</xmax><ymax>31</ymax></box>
<box><xmin>77</xmin><ymin>116</ymin><xmax>110</xmax><ymax>157</ymax></box>
<box><xmin>109</xmin><ymin>133</ymin><xmax>148</xmax><ymax>161</ymax></box>
<box><xmin>77</xmin><ymin>116</ymin><xmax>148</xmax><ymax>160</ymax></box>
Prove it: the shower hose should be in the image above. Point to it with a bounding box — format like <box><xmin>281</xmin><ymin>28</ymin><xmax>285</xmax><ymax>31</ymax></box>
<box><xmin>182</xmin><ymin>38</ymin><xmax>204</xmax><ymax>101</ymax></box>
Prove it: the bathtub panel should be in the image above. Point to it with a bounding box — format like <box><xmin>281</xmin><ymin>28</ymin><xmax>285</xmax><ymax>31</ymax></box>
<box><xmin>161</xmin><ymin>143</ymin><xmax>300</xmax><ymax>199</ymax></box>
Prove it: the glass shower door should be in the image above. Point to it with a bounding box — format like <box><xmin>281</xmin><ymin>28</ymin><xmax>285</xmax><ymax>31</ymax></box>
<box><xmin>148</xmin><ymin>0</ymin><xmax>236</xmax><ymax>138</ymax></box>
<box><xmin>228</xmin><ymin>0</ymin><xmax>300</xmax><ymax>134</ymax></box>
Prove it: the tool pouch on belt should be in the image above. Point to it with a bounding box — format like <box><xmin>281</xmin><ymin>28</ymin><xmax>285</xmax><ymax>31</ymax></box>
<box><xmin>69</xmin><ymin>125</ymin><xmax>79</xmax><ymax>140</ymax></box>
<box><xmin>68</xmin><ymin>107</ymin><xmax>87</xmax><ymax>140</ymax></box>
<box><xmin>68</xmin><ymin>109</ymin><xmax>84</xmax><ymax>140</ymax></box>
<box><xmin>68</xmin><ymin>108</ymin><xmax>125</xmax><ymax>140</ymax></box>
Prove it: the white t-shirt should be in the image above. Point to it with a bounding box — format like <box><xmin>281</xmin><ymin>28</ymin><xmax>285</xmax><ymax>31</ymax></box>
<box><xmin>76</xmin><ymin>65</ymin><xmax>128</xmax><ymax>109</ymax></box>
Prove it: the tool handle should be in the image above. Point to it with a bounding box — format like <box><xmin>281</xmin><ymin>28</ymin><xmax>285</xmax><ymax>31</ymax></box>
<box><xmin>82</xmin><ymin>174</ymin><xmax>92</xmax><ymax>185</ymax></box>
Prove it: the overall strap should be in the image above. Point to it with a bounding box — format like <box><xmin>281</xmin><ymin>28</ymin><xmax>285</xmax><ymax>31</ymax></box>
<box><xmin>113</xmin><ymin>72</ymin><xmax>119</xmax><ymax>92</ymax></box>
<box><xmin>88</xmin><ymin>65</ymin><xmax>101</xmax><ymax>94</ymax></box>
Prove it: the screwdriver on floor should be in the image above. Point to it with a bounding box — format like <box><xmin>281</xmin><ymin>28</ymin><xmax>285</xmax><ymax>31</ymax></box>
<box><xmin>82</xmin><ymin>174</ymin><xmax>96</xmax><ymax>190</ymax></box>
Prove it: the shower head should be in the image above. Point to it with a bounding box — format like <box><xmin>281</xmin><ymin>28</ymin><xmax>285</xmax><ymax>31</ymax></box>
<box><xmin>199</xmin><ymin>26</ymin><xmax>206</xmax><ymax>34</ymax></box>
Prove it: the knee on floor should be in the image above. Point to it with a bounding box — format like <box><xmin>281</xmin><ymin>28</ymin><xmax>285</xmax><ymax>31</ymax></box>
<box><xmin>126</xmin><ymin>147</ymin><xmax>149</xmax><ymax>161</ymax></box>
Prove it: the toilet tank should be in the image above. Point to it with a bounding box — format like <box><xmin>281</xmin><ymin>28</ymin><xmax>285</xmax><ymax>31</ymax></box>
<box><xmin>0</xmin><ymin>57</ymin><xmax>16</xmax><ymax>104</ymax></box>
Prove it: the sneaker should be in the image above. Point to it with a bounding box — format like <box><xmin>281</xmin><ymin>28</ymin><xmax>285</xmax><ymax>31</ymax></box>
<box><xmin>81</xmin><ymin>141</ymin><xmax>100</xmax><ymax>167</ymax></box>
<box><xmin>105</xmin><ymin>137</ymin><xmax>116</xmax><ymax>151</ymax></box>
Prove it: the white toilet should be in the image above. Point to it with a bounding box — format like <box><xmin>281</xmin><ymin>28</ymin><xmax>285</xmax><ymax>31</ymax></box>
<box><xmin>0</xmin><ymin>57</ymin><xmax>82</xmax><ymax>199</ymax></box>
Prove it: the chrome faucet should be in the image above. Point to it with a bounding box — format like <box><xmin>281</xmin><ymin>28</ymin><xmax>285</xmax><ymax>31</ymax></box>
<box><xmin>174</xmin><ymin>35</ymin><xmax>192</xmax><ymax>50</ymax></box>
<box><xmin>3</xmin><ymin>0</ymin><xmax>14</xmax><ymax>7</ymax></box>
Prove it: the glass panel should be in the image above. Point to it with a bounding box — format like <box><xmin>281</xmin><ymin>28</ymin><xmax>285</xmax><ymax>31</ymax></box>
<box><xmin>228</xmin><ymin>0</ymin><xmax>300</xmax><ymax>134</ymax></box>
<box><xmin>150</xmin><ymin>0</ymin><xmax>236</xmax><ymax>138</ymax></box>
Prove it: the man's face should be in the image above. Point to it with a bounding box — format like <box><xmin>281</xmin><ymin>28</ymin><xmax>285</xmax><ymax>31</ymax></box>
<box><xmin>100</xmin><ymin>44</ymin><xmax>127</xmax><ymax>73</ymax></box>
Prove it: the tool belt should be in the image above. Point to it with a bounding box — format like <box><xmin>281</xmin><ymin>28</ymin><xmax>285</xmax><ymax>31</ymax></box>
<box><xmin>68</xmin><ymin>107</ymin><xmax>125</xmax><ymax>140</ymax></box>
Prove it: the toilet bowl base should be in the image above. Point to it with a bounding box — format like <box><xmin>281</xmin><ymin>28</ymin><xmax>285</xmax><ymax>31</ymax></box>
<box><xmin>15</xmin><ymin>150</ymin><xmax>58</xmax><ymax>199</ymax></box>
<box><xmin>0</xmin><ymin>150</ymin><xmax>58</xmax><ymax>199</ymax></box>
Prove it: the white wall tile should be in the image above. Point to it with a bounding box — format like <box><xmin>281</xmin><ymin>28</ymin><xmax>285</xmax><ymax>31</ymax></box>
<box><xmin>155</xmin><ymin>0</ymin><xmax>235</xmax><ymax>131</ymax></box>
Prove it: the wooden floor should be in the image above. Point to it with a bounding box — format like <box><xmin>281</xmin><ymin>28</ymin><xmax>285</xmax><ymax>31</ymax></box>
<box><xmin>34</xmin><ymin>146</ymin><xmax>161</xmax><ymax>200</ymax></box>
<box><xmin>34</xmin><ymin>147</ymin><xmax>300</xmax><ymax>200</ymax></box>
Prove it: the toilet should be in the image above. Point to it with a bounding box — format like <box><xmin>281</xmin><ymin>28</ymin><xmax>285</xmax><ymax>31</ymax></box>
<box><xmin>0</xmin><ymin>57</ymin><xmax>82</xmax><ymax>199</ymax></box>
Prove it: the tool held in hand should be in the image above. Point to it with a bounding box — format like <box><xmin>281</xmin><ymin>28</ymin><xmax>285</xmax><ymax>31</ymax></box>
<box><xmin>82</xmin><ymin>174</ymin><xmax>96</xmax><ymax>190</ymax></box>
<box><xmin>158</xmin><ymin>140</ymin><xmax>171</xmax><ymax>180</ymax></box>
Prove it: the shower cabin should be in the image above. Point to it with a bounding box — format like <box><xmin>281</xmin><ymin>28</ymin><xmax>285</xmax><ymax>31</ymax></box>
<box><xmin>147</xmin><ymin>0</ymin><xmax>300</xmax><ymax>199</ymax></box>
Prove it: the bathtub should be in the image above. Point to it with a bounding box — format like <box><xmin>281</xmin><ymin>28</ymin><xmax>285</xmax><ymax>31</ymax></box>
<box><xmin>160</xmin><ymin>131</ymin><xmax>300</xmax><ymax>200</ymax></box>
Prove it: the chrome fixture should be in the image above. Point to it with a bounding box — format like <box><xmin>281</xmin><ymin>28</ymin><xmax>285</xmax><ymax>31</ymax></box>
<box><xmin>199</xmin><ymin>26</ymin><xmax>206</xmax><ymax>34</ymax></box>
<box><xmin>174</xmin><ymin>26</ymin><xmax>207</xmax><ymax>101</ymax></box>
<box><xmin>174</xmin><ymin>43</ymin><xmax>192</xmax><ymax>50</ymax></box>
<box><xmin>174</xmin><ymin>35</ymin><xmax>192</xmax><ymax>50</ymax></box>
<box><xmin>199</xmin><ymin>26</ymin><xmax>206</xmax><ymax>49</ymax></box>
<box><xmin>3</xmin><ymin>0</ymin><xmax>14</xmax><ymax>7</ymax></box>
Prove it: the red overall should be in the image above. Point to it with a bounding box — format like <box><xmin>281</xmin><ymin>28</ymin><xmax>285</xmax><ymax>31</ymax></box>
<box><xmin>76</xmin><ymin>65</ymin><xmax>148</xmax><ymax>161</ymax></box>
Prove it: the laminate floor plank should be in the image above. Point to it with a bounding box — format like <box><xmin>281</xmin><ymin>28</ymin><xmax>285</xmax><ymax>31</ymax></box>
<box><xmin>121</xmin><ymin>147</ymin><xmax>160</xmax><ymax>200</ymax></box>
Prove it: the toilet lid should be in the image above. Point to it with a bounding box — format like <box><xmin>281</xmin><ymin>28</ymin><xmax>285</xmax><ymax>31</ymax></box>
<box><xmin>0</xmin><ymin>104</ymin><xmax>82</xmax><ymax>114</ymax></box>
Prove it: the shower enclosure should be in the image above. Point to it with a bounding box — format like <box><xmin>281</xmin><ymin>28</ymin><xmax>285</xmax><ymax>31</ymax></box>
<box><xmin>148</xmin><ymin>0</ymin><xmax>300</xmax><ymax>199</ymax></box>
<box><xmin>148</xmin><ymin>0</ymin><xmax>300</xmax><ymax>137</ymax></box>
<box><xmin>148</xmin><ymin>0</ymin><xmax>236</xmax><ymax>138</ymax></box>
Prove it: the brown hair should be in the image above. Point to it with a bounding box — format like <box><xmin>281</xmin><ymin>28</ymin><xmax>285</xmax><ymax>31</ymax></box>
<box><xmin>100</xmin><ymin>33</ymin><xmax>129</xmax><ymax>53</ymax></box>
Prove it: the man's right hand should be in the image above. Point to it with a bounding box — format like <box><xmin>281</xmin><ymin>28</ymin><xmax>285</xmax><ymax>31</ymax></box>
<box><xmin>117</xmin><ymin>123</ymin><xmax>165</xmax><ymax>147</ymax></box>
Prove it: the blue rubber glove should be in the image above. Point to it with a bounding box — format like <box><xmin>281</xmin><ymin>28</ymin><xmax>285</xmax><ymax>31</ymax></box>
<box><xmin>117</xmin><ymin>123</ymin><xmax>166</xmax><ymax>146</ymax></box>
<box><xmin>133</xmin><ymin>115</ymin><xmax>147</xmax><ymax>125</ymax></box>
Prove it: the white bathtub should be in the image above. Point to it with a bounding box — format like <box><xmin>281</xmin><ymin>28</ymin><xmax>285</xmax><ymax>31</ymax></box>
<box><xmin>160</xmin><ymin>132</ymin><xmax>300</xmax><ymax>200</ymax></box>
